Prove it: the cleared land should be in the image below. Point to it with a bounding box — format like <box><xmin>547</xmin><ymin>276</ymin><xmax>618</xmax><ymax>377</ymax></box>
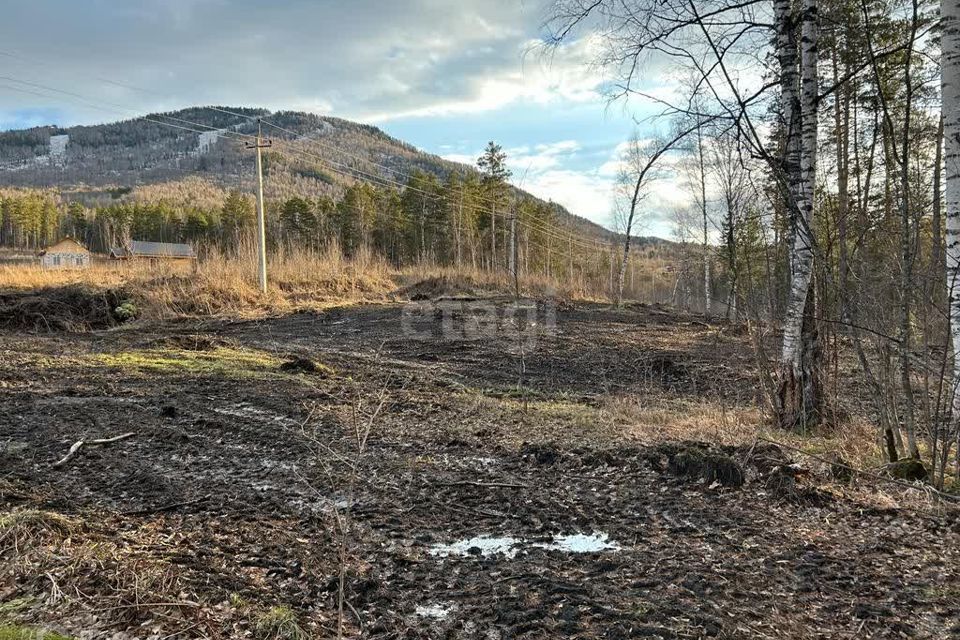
<box><xmin>1</xmin><ymin>291</ymin><xmax>959</xmax><ymax>639</ymax></box>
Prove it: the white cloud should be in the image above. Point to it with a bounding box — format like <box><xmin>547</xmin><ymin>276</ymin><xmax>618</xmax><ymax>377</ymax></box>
<box><xmin>522</xmin><ymin>169</ymin><xmax>616</xmax><ymax>226</ymax></box>
<box><xmin>444</xmin><ymin>139</ymin><xmax>583</xmax><ymax>179</ymax></box>
<box><xmin>2</xmin><ymin>1</ymin><xmax>600</xmax><ymax>126</ymax></box>
<box><xmin>509</xmin><ymin>140</ymin><xmax>581</xmax><ymax>175</ymax></box>
<box><xmin>361</xmin><ymin>36</ymin><xmax>607</xmax><ymax>122</ymax></box>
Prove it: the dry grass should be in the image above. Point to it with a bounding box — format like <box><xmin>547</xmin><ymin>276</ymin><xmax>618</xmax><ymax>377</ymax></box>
<box><xmin>2</xmin><ymin>516</ymin><xmax>191</xmax><ymax>633</ymax></box>
<box><xmin>484</xmin><ymin>390</ymin><xmax>887</xmax><ymax>471</ymax></box>
<box><xmin>0</xmin><ymin>509</ymin><xmax>76</xmax><ymax>553</ymax></box>
<box><xmin>0</xmin><ymin>242</ymin><xmax>393</xmax><ymax>319</ymax></box>
<box><xmin>139</xmin><ymin>247</ymin><xmax>393</xmax><ymax>318</ymax></box>
<box><xmin>0</xmin><ymin>510</ymin><xmax>318</xmax><ymax>640</ymax></box>
<box><xmin>454</xmin><ymin>390</ymin><xmax>888</xmax><ymax>479</ymax></box>
<box><xmin>604</xmin><ymin>394</ymin><xmax>886</xmax><ymax>470</ymax></box>
<box><xmin>0</xmin><ymin>241</ymin><xmax>612</xmax><ymax>323</ymax></box>
<box><xmin>604</xmin><ymin>396</ymin><xmax>766</xmax><ymax>445</ymax></box>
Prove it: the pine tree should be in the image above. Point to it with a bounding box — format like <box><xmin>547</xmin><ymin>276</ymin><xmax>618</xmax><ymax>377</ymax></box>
<box><xmin>221</xmin><ymin>190</ymin><xmax>255</xmax><ymax>245</ymax></box>
<box><xmin>476</xmin><ymin>141</ymin><xmax>511</xmax><ymax>269</ymax></box>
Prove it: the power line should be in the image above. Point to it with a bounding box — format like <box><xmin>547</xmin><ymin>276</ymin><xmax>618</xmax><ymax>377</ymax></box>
<box><xmin>199</xmin><ymin>107</ymin><xmax>621</xmax><ymax>247</ymax></box>
<box><xmin>0</xmin><ymin>48</ymin><xmax>756</xmax><ymax>257</ymax></box>
<box><xmin>0</xmin><ymin>59</ymin><xmax>623</xmax><ymax>253</ymax></box>
<box><xmin>0</xmin><ymin>73</ymin><xmax>622</xmax><ymax>257</ymax></box>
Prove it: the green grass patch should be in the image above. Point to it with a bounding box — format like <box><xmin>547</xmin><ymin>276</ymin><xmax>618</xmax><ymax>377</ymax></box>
<box><xmin>0</xmin><ymin>598</ymin><xmax>33</xmax><ymax>620</ymax></box>
<box><xmin>92</xmin><ymin>346</ymin><xmax>281</xmax><ymax>378</ymax></box>
<box><xmin>253</xmin><ymin>606</ymin><xmax>305</xmax><ymax>640</ymax></box>
<box><xmin>477</xmin><ymin>386</ymin><xmax>552</xmax><ymax>401</ymax></box>
<box><xmin>454</xmin><ymin>388</ymin><xmax>605</xmax><ymax>424</ymax></box>
<box><xmin>0</xmin><ymin>626</ymin><xmax>72</xmax><ymax>640</ymax></box>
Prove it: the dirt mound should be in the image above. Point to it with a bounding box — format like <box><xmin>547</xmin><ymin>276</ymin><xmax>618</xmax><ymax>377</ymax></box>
<box><xmin>278</xmin><ymin>356</ymin><xmax>335</xmax><ymax>376</ymax></box>
<box><xmin>887</xmin><ymin>458</ymin><xmax>929</xmax><ymax>481</ymax></box>
<box><xmin>0</xmin><ymin>285</ymin><xmax>131</xmax><ymax>332</ymax></box>
<box><xmin>520</xmin><ymin>442</ymin><xmax>564</xmax><ymax>465</ymax></box>
<box><xmin>395</xmin><ymin>275</ymin><xmax>498</xmax><ymax>301</ymax></box>
<box><xmin>646</xmin><ymin>353</ymin><xmax>689</xmax><ymax>385</ymax></box>
<box><xmin>653</xmin><ymin>442</ymin><xmax>745</xmax><ymax>487</ymax></box>
<box><xmin>152</xmin><ymin>333</ymin><xmax>238</xmax><ymax>351</ymax></box>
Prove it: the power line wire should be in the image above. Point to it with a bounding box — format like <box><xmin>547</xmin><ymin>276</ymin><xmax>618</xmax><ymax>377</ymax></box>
<box><xmin>0</xmin><ymin>73</ymin><xmax>621</xmax><ymax>256</ymax></box>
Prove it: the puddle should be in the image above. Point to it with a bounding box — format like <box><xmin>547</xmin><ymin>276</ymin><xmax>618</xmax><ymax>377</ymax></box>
<box><xmin>429</xmin><ymin>535</ymin><xmax>522</xmax><ymax>558</ymax></box>
<box><xmin>430</xmin><ymin>532</ymin><xmax>619</xmax><ymax>559</ymax></box>
<box><xmin>535</xmin><ymin>532</ymin><xmax>620</xmax><ymax>553</ymax></box>
<box><xmin>415</xmin><ymin>603</ymin><xmax>454</xmax><ymax>620</ymax></box>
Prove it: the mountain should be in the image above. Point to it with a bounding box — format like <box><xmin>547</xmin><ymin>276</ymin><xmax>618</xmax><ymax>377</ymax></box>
<box><xmin>0</xmin><ymin>106</ymin><xmax>671</xmax><ymax>248</ymax></box>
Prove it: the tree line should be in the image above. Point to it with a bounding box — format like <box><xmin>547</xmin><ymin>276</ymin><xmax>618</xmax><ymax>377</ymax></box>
<box><xmin>0</xmin><ymin>145</ymin><xmax>628</xmax><ymax>284</ymax></box>
<box><xmin>548</xmin><ymin>0</ymin><xmax>957</xmax><ymax>484</ymax></box>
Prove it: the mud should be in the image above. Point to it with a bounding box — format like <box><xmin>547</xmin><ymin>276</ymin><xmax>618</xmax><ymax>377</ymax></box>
<box><xmin>1</xmin><ymin>301</ymin><xmax>959</xmax><ymax>639</ymax></box>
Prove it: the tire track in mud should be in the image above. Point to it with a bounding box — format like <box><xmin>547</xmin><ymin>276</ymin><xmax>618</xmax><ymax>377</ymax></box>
<box><xmin>2</xmin><ymin>303</ymin><xmax>958</xmax><ymax>639</ymax></box>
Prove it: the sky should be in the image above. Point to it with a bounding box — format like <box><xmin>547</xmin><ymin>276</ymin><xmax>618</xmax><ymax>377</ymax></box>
<box><xmin>0</xmin><ymin>0</ymin><xmax>692</xmax><ymax>237</ymax></box>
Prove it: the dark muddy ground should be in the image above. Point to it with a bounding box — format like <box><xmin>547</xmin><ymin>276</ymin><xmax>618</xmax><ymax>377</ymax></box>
<box><xmin>1</xmin><ymin>300</ymin><xmax>959</xmax><ymax>639</ymax></box>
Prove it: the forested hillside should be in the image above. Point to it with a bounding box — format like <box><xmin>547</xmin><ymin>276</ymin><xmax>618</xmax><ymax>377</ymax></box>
<box><xmin>0</xmin><ymin>107</ymin><xmax>677</xmax><ymax>300</ymax></box>
<box><xmin>0</xmin><ymin>107</ymin><xmax>650</xmax><ymax>247</ymax></box>
<box><xmin>0</xmin><ymin>108</ymin><xmax>448</xmax><ymax>190</ymax></box>
<box><xmin>0</xmin><ymin>108</ymin><xmax>671</xmax><ymax>264</ymax></box>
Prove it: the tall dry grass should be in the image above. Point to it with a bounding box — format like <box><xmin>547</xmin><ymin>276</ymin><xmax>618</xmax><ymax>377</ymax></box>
<box><xmin>0</xmin><ymin>240</ymin><xmax>393</xmax><ymax>318</ymax></box>
<box><xmin>0</xmin><ymin>239</ymin><xmax>599</xmax><ymax>319</ymax></box>
<box><xmin>602</xmin><ymin>393</ymin><xmax>888</xmax><ymax>471</ymax></box>
<box><xmin>396</xmin><ymin>262</ymin><xmax>608</xmax><ymax>301</ymax></box>
<box><xmin>155</xmin><ymin>240</ymin><xmax>397</xmax><ymax>316</ymax></box>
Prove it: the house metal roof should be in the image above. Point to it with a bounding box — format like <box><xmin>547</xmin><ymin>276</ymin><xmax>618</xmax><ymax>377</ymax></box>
<box><xmin>110</xmin><ymin>240</ymin><xmax>195</xmax><ymax>259</ymax></box>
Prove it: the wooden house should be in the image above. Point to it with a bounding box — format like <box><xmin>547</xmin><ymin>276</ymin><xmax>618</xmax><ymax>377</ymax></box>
<box><xmin>110</xmin><ymin>240</ymin><xmax>196</xmax><ymax>262</ymax></box>
<box><xmin>39</xmin><ymin>238</ymin><xmax>91</xmax><ymax>269</ymax></box>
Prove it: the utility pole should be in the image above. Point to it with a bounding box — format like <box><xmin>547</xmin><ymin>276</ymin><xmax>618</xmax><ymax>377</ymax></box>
<box><xmin>490</xmin><ymin>203</ymin><xmax>497</xmax><ymax>271</ymax></box>
<box><xmin>509</xmin><ymin>210</ymin><xmax>517</xmax><ymax>276</ymax></box>
<box><xmin>246</xmin><ymin>119</ymin><xmax>272</xmax><ymax>293</ymax></box>
<box><xmin>456</xmin><ymin>180</ymin><xmax>464</xmax><ymax>267</ymax></box>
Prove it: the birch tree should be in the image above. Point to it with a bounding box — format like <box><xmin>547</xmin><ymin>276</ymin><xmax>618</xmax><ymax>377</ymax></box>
<box><xmin>711</xmin><ymin>130</ymin><xmax>752</xmax><ymax>321</ymax></box>
<box><xmin>944</xmin><ymin>0</ymin><xmax>960</xmax><ymax>442</ymax></box>
<box><xmin>776</xmin><ymin>0</ymin><xmax>822</xmax><ymax>430</ymax></box>
<box><xmin>680</xmin><ymin>119</ymin><xmax>713</xmax><ymax>315</ymax></box>
<box><xmin>614</xmin><ymin>128</ymin><xmax>699</xmax><ymax>305</ymax></box>
<box><xmin>547</xmin><ymin>0</ymin><xmax>824</xmax><ymax>428</ymax></box>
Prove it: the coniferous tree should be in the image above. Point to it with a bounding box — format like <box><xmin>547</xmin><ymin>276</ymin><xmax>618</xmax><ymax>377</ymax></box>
<box><xmin>476</xmin><ymin>141</ymin><xmax>511</xmax><ymax>269</ymax></box>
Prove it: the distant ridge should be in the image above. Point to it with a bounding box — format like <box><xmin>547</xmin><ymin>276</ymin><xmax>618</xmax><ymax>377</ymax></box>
<box><xmin>0</xmin><ymin>107</ymin><xmax>672</xmax><ymax>248</ymax></box>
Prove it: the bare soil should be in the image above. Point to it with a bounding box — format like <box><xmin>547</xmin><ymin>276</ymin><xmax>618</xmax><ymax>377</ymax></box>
<box><xmin>1</xmin><ymin>298</ymin><xmax>958</xmax><ymax>639</ymax></box>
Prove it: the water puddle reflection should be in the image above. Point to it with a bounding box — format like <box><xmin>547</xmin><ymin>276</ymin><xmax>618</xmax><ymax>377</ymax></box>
<box><xmin>429</xmin><ymin>532</ymin><xmax>619</xmax><ymax>558</ymax></box>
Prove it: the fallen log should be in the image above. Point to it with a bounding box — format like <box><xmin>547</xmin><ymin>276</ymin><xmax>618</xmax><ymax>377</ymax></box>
<box><xmin>53</xmin><ymin>432</ymin><xmax>135</xmax><ymax>467</ymax></box>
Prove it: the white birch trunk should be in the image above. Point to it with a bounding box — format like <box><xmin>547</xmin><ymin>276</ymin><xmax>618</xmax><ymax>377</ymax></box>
<box><xmin>943</xmin><ymin>0</ymin><xmax>960</xmax><ymax>424</ymax></box>
<box><xmin>775</xmin><ymin>0</ymin><xmax>804</xmax><ymax>369</ymax></box>
<box><xmin>703</xmin><ymin>243</ymin><xmax>711</xmax><ymax>314</ymax></box>
<box><xmin>617</xmin><ymin>176</ymin><xmax>643</xmax><ymax>306</ymax></box>
<box><xmin>777</xmin><ymin>0</ymin><xmax>819</xmax><ymax>427</ymax></box>
<box><xmin>697</xmin><ymin>127</ymin><xmax>712</xmax><ymax>315</ymax></box>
